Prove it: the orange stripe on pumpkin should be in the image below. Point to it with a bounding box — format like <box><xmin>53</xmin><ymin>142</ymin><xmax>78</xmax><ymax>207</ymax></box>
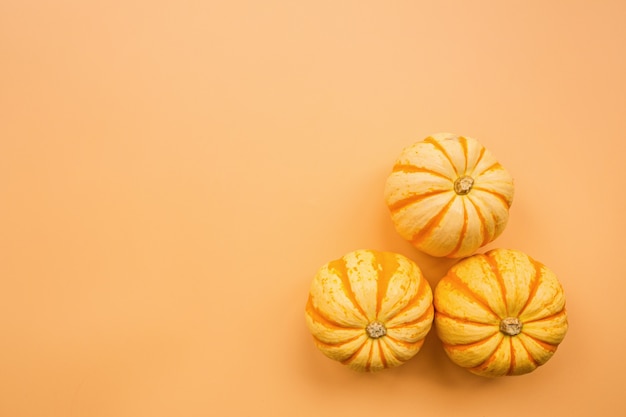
<box><xmin>517</xmin><ymin>337</ymin><xmax>541</xmax><ymax>367</ymax></box>
<box><xmin>466</xmin><ymin>195</ymin><xmax>490</xmax><ymax>246</ymax></box>
<box><xmin>391</xmin><ymin>164</ymin><xmax>454</xmax><ymax>181</ymax></box>
<box><xmin>379</xmin><ymin>338</ymin><xmax>406</xmax><ymax>363</ymax></box>
<box><xmin>466</xmin><ymin>335</ymin><xmax>505</xmax><ymax>372</ymax></box>
<box><xmin>434</xmin><ymin>311</ymin><xmax>495</xmax><ymax>328</ymax></box>
<box><xmin>441</xmin><ymin>331</ymin><xmax>500</xmax><ymax>351</ymax></box>
<box><xmin>484</xmin><ymin>253</ymin><xmax>510</xmax><ymax>317</ymax></box>
<box><xmin>328</xmin><ymin>257</ymin><xmax>369</xmax><ymax>321</ymax></box>
<box><xmin>387</xmin><ymin>189</ymin><xmax>450</xmax><ymax>214</ymax></box>
<box><xmin>507</xmin><ymin>338</ymin><xmax>516</xmax><ymax>376</ymax></box>
<box><xmin>341</xmin><ymin>340</ymin><xmax>367</xmax><ymax>366</ymax></box>
<box><xmin>473</xmin><ymin>187</ymin><xmax>512</xmax><ymax>208</ymax></box>
<box><xmin>389</xmin><ymin>304</ymin><xmax>434</xmax><ymax>329</ymax></box>
<box><xmin>365</xmin><ymin>340</ymin><xmax>375</xmax><ymax>371</ymax></box>
<box><xmin>424</xmin><ymin>136</ymin><xmax>460</xmax><ymax>177</ymax></box>
<box><xmin>375</xmin><ymin>252</ymin><xmax>399</xmax><ymax>317</ymax></box>
<box><xmin>410</xmin><ymin>195</ymin><xmax>456</xmax><ymax>247</ymax></box>
<box><xmin>517</xmin><ymin>258</ymin><xmax>544</xmax><ymax>318</ymax></box>
<box><xmin>520</xmin><ymin>334</ymin><xmax>558</xmax><ymax>353</ymax></box>
<box><xmin>458</xmin><ymin>135</ymin><xmax>469</xmax><ymax>174</ymax></box>
<box><xmin>471</xmin><ymin>146</ymin><xmax>486</xmax><ymax>173</ymax></box>
<box><xmin>305</xmin><ymin>297</ymin><xmax>362</xmax><ymax>330</ymax></box>
<box><xmin>385</xmin><ymin>334</ymin><xmax>426</xmax><ymax>350</ymax></box>
<box><xmin>312</xmin><ymin>333</ymin><xmax>364</xmax><ymax>349</ymax></box>
<box><xmin>442</xmin><ymin>269</ymin><xmax>501</xmax><ymax>320</ymax></box>
<box><xmin>377</xmin><ymin>339</ymin><xmax>388</xmax><ymax>369</ymax></box>
<box><xmin>474</xmin><ymin>161</ymin><xmax>503</xmax><ymax>177</ymax></box>
<box><xmin>387</xmin><ymin>269</ymin><xmax>429</xmax><ymax>321</ymax></box>
<box><xmin>446</xmin><ymin>198</ymin><xmax>468</xmax><ymax>258</ymax></box>
<box><xmin>522</xmin><ymin>308</ymin><xmax>567</xmax><ymax>325</ymax></box>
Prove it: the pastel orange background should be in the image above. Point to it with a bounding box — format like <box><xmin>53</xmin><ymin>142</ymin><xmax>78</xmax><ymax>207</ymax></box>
<box><xmin>2</xmin><ymin>1</ymin><xmax>625</xmax><ymax>416</ymax></box>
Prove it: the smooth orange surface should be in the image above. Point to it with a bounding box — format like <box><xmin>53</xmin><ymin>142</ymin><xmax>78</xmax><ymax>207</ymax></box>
<box><xmin>1</xmin><ymin>1</ymin><xmax>626</xmax><ymax>416</ymax></box>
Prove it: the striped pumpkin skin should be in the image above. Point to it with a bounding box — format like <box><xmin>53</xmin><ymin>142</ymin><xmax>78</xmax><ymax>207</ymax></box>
<box><xmin>305</xmin><ymin>250</ymin><xmax>434</xmax><ymax>372</ymax></box>
<box><xmin>384</xmin><ymin>133</ymin><xmax>514</xmax><ymax>258</ymax></box>
<box><xmin>434</xmin><ymin>248</ymin><xmax>568</xmax><ymax>377</ymax></box>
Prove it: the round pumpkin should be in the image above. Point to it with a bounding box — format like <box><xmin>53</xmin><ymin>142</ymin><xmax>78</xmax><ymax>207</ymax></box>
<box><xmin>384</xmin><ymin>133</ymin><xmax>514</xmax><ymax>258</ymax></box>
<box><xmin>434</xmin><ymin>248</ymin><xmax>568</xmax><ymax>377</ymax></box>
<box><xmin>305</xmin><ymin>249</ymin><xmax>434</xmax><ymax>371</ymax></box>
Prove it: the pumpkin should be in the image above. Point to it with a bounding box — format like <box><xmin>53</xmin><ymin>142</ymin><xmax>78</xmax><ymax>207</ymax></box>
<box><xmin>434</xmin><ymin>248</ymin><xmax>568</xmax><ymax>377</ymax></box>
<box><xmin>384</xmin><ymin>133</ymin><xmax>514</xmax><ymax>258</ymax></box>
<box><xmin>305</xmin><ymin>249</ymin><xmax>434</xmax><ymax>371</ymax></box>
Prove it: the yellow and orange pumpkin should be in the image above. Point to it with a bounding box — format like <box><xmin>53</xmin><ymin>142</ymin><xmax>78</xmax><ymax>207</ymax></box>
<box><xmin>434</xmin><ymin>248</ymin><xmax>568</xmax><ymax>377</ymax></box>
<box><xmin>384</xmin><ymin>133</ymin><xmax>514</xmax><ymax>258</ymax></box>
<box><xmin>305</xmin><ymin>249</ymin><xmax>434</xmax><ymax>371</ymax></box>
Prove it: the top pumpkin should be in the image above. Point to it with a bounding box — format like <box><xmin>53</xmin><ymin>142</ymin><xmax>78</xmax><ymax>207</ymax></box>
<box><xmin>384</xmin><ymin>133</ymin><xmax>514</xmax><ymax>258</ymax></box>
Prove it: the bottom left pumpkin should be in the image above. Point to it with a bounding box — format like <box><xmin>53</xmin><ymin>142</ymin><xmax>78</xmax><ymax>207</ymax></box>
<box><xmin>305</xmin><ymin>249</ymin><xmax>434</xmax><ymax>372</ymax></box>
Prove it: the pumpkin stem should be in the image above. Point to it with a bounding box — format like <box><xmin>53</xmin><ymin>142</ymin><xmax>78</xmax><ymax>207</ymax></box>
<box><xmin>500</xmin><ymin>317</ymin><xmax>523</xmax><ymax>336</ymax></box>
<box><xmin>454</xmin><ymin>175</ymin><xmax>474</xmax><ymax>195</ymax></box>
<box><xmin>366</xmin><ymin>321</ymin><xmax>387</xmax><ymax>339</ymax></box>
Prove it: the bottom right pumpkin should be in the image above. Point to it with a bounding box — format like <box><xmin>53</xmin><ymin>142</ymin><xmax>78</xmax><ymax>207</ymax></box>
<box><xmin>434</xmin><ymin>248</ymin><xmax>568</xmax><ymax>377</ymax></box>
